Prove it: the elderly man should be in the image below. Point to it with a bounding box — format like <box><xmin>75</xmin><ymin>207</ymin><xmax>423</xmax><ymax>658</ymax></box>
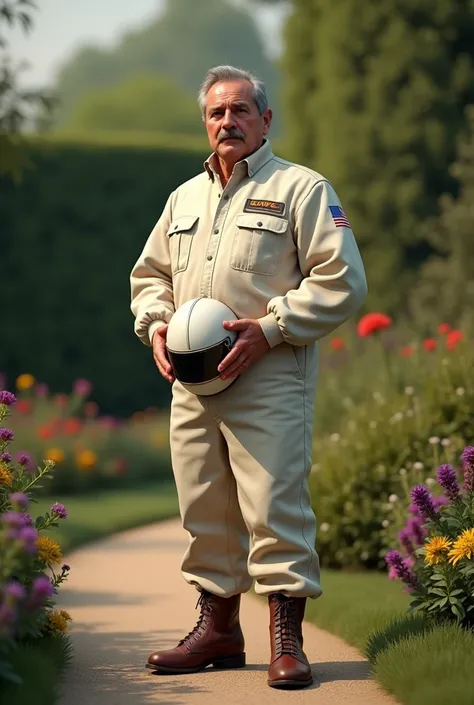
<box><xmin>130</xmin><ymin>65</ymin><xmax>367</xmax><ymax>689</ymax></box>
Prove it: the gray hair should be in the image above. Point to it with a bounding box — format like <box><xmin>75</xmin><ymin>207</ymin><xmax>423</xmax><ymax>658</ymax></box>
<box><xmin>198</xmin><ymin>65</ymin><xmax>268</xmax><ymax>120</ymax></box>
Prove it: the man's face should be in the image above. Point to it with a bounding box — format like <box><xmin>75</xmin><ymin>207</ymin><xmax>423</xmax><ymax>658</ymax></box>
<box><xmin>204</xmin><ymin>79</ymin><xmax>272</xmax><ymax>165</ymax></box>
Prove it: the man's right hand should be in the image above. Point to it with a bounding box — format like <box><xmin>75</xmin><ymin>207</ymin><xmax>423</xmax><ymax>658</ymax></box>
<box><xmin>152</xmin><ymin>325</ymin><xmax>175</xmax><ymax>384</ymax></box>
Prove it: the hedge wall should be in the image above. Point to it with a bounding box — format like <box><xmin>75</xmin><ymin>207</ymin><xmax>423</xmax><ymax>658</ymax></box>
<box><xmin>0</xmin><ymin>136</ymin><xmax>209</xmax><ymax>416</ymax></box>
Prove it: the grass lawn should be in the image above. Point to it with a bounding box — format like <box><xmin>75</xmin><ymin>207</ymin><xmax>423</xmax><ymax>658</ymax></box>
<box><xmin>34</xmin><ymin>481</ymin><xmax>180</xmax><ymax>554</ymax></box>
<box><xmin>304</xmin><ymin>570</ymin><xmax>474</xmax><ymax>705</ymax></box>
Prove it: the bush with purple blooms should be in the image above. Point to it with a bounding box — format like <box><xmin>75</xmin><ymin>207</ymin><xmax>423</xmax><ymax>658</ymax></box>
<box><xmin>385</xmin><ymin>446</ymin><xmax>474</xmax><ymax>629</ymax></box>
<box><xmin>0</xmin><ymin>391</ymin><xmax>72</xmax><ymax>684</ymax></box>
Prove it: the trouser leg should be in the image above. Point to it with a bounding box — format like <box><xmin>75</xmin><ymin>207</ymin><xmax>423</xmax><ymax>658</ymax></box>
<box><xmin>209</xmin><ymin>342</ymin><xmax>322</xmax><ymax>599</ymax></box>
<box><xmin>169</xmin><ymin>381</ymin><xmax>252</xmax><ymax>597</ymax></box>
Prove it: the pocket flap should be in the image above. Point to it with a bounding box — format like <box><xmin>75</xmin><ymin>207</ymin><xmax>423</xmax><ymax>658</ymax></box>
<box><xmin>167</xmin><ymin>215</ymin><xmax>199</xmax><ymax>236</ymax></box>
<box><xmin>236</xmin><ymin>213</ymin><xmax>288</xmax><ymax>234</ymax></box>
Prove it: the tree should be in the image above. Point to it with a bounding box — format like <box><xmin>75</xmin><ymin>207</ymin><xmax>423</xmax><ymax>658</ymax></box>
<box><xmin>66</xmin><ymin>74</ymin><xmax>204</xmax><ymax>135</ymax></box>
<box><xmin>276</xmin><ymin>0</ymin><xmax>474</xmax><ymax>314</ymax></box>
<box><xmin>409</xmin><ymin>105</ymin><xmax>474</xmax><ymax>327</ymax></box>
<box><xmin>0</xmin><ymin>0</ymin><xmax>55</xmax><ymax>181</ymax></box>
<box><xmin>53</xmin><ymin>0</ymin><xmax>281</xmax><ymax>134</ymax></box>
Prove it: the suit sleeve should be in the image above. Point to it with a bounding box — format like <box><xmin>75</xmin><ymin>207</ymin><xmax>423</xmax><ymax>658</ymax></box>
<box><xmin>258</xmin><ymin>180</ymin><xmax>368</xmax><ymax>347</ymax></box>
<box><xmin>130</xmin><ymin>193</ymin><xmax>176</xmax><ymax>347</ymax></box>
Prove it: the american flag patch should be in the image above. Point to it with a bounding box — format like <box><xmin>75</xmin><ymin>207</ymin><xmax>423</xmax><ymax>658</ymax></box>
<box><xmin>329</xmin><ymin>205</ymin><xmax>351</xmax><ymax>229</ymax></box>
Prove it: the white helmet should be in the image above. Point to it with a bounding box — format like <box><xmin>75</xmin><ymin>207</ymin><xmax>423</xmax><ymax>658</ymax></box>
<box><xmin>166</xmin><ymin>298</ymin><xmax>239</xmax><ymax>395</ymax></box>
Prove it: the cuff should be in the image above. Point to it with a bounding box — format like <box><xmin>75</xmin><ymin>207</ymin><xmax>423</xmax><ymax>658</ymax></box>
<box><xmin>148</xmin><ymin>319</ymin><xmax>167</xmax><ymax>345</ymax></box>
<box><xmin>258</xmin><ymin>312</ymin><xmax>285</xmax><ymax>348</ymax></box>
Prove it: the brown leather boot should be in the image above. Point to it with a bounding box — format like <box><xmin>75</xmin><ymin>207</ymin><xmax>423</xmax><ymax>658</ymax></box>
<box><xmin>267</xmin><ymin>593</ymin><xmax>313</xmax><ymax>689</ymax></box>
<box><xmin>146</xmin><ymin>590</ymin><xmax>246</xmax><ymax>674</ymax></box>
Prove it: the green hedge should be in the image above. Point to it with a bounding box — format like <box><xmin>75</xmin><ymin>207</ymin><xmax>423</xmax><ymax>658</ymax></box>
<box><xmin>0</xmin><ymin>135</ymin><xmax>209</xmax><ymax>416</ymax></box>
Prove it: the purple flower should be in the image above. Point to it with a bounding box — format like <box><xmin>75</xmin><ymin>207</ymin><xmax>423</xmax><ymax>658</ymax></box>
<box><xmin>18</xmin><ymin>513</ymin><xmax>33</xmax><ymax>527</ymax></box>
<box><xmin>0</xmin><ymin>391</ymin><xmax>16</xmax><ymax>406</ymax></box>
<box><xmin>5</xmin><ymin>527</ymin><xmax>20</xmax><ymax>540</ymax></box>
<box><xmin>18</xmin><ymin>525</ymin><xmax>38</xmax><ymax>552</ymax></box>
<box><xmin>50</xmin><ymin>502</ymin><xmax>67</xmax><ymax>519</ymax></box>
<box><xmin>3</xmin><ymin>581</ymin><xmax>26</xmax><ymax>601</ymax></box>
<box><xmin>31</xmin><ymin>575</ymin><xmax>53</xmax><ymax>600</ymax></box>
<box><xmin>0</xmin><ymin>603</ymin><xmax>16</xmax><ymax>630</ymax></box>
<box><xmin>405</xmin><ymin>516</ymin><xmax>427</xmax><ymax>546</ymax></box>
<box><xmin>437</xmin><ymin>464</ymin><xmax>461</xmax><ymax>502</ymax></box>
<box><xmin>73</xmin><ymin>378</ymin><xmax>92</xmax><ymax>396</ymax></box>
<box><xmin>9</xmin><ymin>492</ymin><xmax>29</xmax><ymax>509</ymax></box>
<box><xmin>385</xmin><ymin>549</ymin><xmax>419</xmax><ymax>589</ymax></box>
<box><xmin>1</xmin><ymin>511</ymin><xmax>23</xmax><ymax>527</ymax></box>
<box><xmin>1</xmin><ymin>452</ymin><xmax>12</xmax><ymax>463</ymax></box>
<box><xmin>0</xmin><ymin>428</ymin><xmax>14</xmax><ymax>442</ymax></box>
<box><xmin>433</xmin><ymin>495</ymin><xmax>449</xmax><ymax>509</ymax></box>
<box><xmin>410</xmin><ymin>485</ymin><xmax>438</xmax><ymax>520</ymax></box>
<box><xmin>17</xmin><ymin>452</ymin><xmax>31</xmax><ymax>468</ymax></box>
<box><xmin>35</xmin><ymin>382</ymin><xmax>49</xmax><ymax>398</ymax></box>
<box><xmin>461</xmin><ymin>446</ymin><xmax>474</xmax><ymax>493</ymax></box>
<box><xmin>398</xmin><ymin>528</ymin><xmax>415</xmax><ymax>555</ymax></box>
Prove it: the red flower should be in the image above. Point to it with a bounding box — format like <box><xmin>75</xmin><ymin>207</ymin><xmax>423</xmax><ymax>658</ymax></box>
<box><xmin>329</xmin><ymin>337</ymin><xmax>345</xmax><ymax>351</ymax></box>
<box><xmin>37</xmin><ymin>425</ymin><xmax>54</xmax><ymax>440</ymax></box>
<box><xmin>63</xmin><ymin>418</ymin><xmax>82</xmax><ymax>435</ymax></box>
<box><xmin>16</xmin><ymin>399</ymin><xmax>32</xmax><ymax>415</ymax></box>
<box><xmin>423</xmin><ymin>338</ymin><xmax>437</xmax><ymax>351</ymax></box>
<box><xmin>446</xmin><ymin>330</ymin><xmax>464</xmax><ymax>350</ymax></box>
<box><xmin>357</xmin><ymin>313</ymin><xmax>392</xmax><ymax>337</ymax></box>
<box><xmin>401</xmin><ymin>345</ymin><xmax>414</xmax><ymax>357</ymax></box>
<box><xmin>438</xmin><ymin>323</ymin><xmax>451</xmax><ymax>335</ymax></box>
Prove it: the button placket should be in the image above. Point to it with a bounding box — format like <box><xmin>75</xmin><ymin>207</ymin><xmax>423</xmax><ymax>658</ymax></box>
<box><xmin>200</xmin><ymin>188</ymin><xmax>230</xmax><ymax>298</ymax></box>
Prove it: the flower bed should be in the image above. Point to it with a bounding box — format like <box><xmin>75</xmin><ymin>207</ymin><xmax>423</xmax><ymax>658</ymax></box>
<box><xmin>311</xmin><ymin>317</ymin><xmax>473</xmax><ymax>570</ymax></box>
<box><xmin>0</xmin><ymin>390</ymin><xmax>73</xmax><ymax>700</ymax></box>
<box><xmin>0</xmin><ymin>374</ymin><xmax>171</xmax><ymax>495</ymax></box>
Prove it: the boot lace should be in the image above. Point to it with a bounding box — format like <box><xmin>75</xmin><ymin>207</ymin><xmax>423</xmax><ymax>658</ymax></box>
<box><xmin>273</xmin><ymin>597</ymin><xmax>300</xmax><ymax>658</ymax></box>
<box><xmin>178</xmin><ymin>592</ymin><xmax>213</xmax><ymax>647</ymax></box>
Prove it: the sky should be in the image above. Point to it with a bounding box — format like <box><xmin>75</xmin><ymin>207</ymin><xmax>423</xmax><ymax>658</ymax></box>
<box><xmin>6</xmin><ymin>0</ymin><xmax>289</xmax><ymax>90</ymax></box>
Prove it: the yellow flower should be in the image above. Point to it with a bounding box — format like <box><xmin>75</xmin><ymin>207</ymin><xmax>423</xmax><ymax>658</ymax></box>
<box><xmin>47</xmin><ymin>609</ymin><xmax>72</xmax><ymax>634</ymax></box>
<box><xmin>76</xmin><ymin>449</ymin><xmax>97</xmax><ymax>471</ymax></box>
<box><xmin>36</xmin><ymin>535</ymin><xmax>63</xmax><ymax>565</ymax></box>
<box><xmin>424</xmin><ymin>536</ymin><xmax>452</xmax><ymax>566</ymax></box>
<box><xmin>0</xmin><ymin>464</ymin><xmax>13</xmax><ymax>487</ymax></box>
<box><xmin>16</xmin><ymin>373</ymin><xmax>35</xmax><ymax>391</ymax></box>
<box><xmin>45</xmin><ymin>447</ymin><xmax>65</xmax><ymax>464</ymax></box>
<box><xmin>448</xmin><ymin>528</ymin><xmax>474</xmax><ymax>565</ymax></box>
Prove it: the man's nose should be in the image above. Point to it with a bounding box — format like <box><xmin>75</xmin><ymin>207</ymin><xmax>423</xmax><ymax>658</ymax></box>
<box><xmin>222</xmin><ymin>109</ymin><xmax>236</xmax><ymax>129</ymax></box>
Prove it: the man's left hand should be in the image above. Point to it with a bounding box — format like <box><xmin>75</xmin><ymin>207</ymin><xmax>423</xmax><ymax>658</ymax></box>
<box><xmin>218</xmin><ymin>318</ymin><xmax>270</xmax><ymax>379</ymax></box>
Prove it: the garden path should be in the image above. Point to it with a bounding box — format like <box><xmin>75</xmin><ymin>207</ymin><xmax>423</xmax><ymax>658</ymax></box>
<box><xmin>56</xmin><ymin>517</ymin><xmax>399</xmax><ymax>705</ymax></box>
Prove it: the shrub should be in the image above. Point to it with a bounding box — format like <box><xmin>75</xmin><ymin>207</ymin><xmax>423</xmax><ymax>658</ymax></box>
<box><xmin>385</xmin><ymin>446</ymin><xmax>474</xmax><ymax>629</ymax></box>
<box><xmin>311</xmin><ymin>318</ymin><xmax>473</xmax><ymax>570</ymax></box>
<box><xmin>0</xmin><ymin>390</ymin><xmax>72</xmax><ymax>685</ymax></box>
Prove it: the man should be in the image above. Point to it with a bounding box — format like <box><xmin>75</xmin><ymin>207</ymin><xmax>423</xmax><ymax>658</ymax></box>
<box><xmin>130</xmin><ymin>65</ymin><xmax>367</xmax><ymax>689</ymax></box>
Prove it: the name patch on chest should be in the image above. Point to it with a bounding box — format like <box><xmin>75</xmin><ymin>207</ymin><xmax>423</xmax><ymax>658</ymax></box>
<box><xmin>243</xmin><ymin>199</ymin><xmax>286</xmax><ymax>217</ymax></box>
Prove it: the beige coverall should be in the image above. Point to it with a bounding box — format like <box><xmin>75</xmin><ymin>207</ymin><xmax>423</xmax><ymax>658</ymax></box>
<box><xmin>130</xmin><ymin>139</ymin><xmax>368</xmax><ymax>599</ymax></box>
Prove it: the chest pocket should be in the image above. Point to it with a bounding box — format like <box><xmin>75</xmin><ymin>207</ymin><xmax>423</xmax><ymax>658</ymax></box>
<box><xmin>230</xmin><ymin>214</ymin><xmax>289</xmax><ymax>276</ymax></box>
<box><xmin>166</xmin><ymin>215</ymin><xmax>199</xmax><ymax>274</ymax></box>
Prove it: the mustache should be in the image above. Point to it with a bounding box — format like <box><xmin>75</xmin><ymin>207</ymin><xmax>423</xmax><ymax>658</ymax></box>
<box><xmin>217</xmin><ymin>127</ymin><xmax>245</xmax><ymax>143</ymax></box>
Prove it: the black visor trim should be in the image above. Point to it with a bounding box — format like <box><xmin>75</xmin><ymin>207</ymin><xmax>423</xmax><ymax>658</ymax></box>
<box><xmin>167</xmin><ymin>339</ymin><xmax>233</xmax><ymax>384</ymax></box>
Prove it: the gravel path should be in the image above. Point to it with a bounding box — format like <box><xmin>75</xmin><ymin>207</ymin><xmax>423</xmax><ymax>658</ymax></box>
<box><xmin>56</xmin><ymin>517</ymin><xmax>399</xmax><ymax>705</ymax></box>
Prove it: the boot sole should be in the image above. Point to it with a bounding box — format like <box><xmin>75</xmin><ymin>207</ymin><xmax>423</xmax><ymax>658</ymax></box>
<box><xmin>146</xmin><ymin>652</ymin><xmax>246</xmax><ymax>674</ymax></box>
<box><xmin>268</xmin><ymin>676</ymin><xmax>313</xmax><ymax>689</ymax></box>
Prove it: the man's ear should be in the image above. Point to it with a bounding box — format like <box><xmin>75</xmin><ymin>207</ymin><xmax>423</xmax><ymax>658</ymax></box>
<box><xmin>263</xmin><ymin>109</ymin><xmax>273</xmax><ymax>135</ymax></box>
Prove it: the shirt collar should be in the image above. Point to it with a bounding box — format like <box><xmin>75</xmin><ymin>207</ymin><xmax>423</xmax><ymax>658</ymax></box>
<box><xmin>204</xmin><ymin>138</ymin><xmax>273</xmax><ymax>182</ymax></box>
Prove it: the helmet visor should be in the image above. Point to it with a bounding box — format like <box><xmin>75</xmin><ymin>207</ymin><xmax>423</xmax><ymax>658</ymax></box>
<box><xmin>167</xmin><ymin>339</ymin><xmax>233</xmax><ymax>384</ymax></box>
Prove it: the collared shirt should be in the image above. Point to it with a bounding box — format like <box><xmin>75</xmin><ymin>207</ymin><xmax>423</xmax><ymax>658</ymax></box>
<box><xmin>130</xmin><ymin>139</ymin><xmax>368</xmax><ymax>348</ymax></box>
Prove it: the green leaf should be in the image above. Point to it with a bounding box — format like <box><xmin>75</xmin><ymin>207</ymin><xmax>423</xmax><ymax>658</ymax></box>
<box><xmin>451</xmin><ymin>603</ymin><xmax>465</xmax><ymax>620</ymax></box>
<box><xmin>429</xmin><ymin>587</ymin><xmax>447</xmax><ymax>597</ymax></box>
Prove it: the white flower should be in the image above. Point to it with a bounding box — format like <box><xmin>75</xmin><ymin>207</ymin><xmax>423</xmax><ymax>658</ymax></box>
<box><xmin>320</xmin><ymin>522</ymin><xmax>330</xmax><ymax>532</ymax></box>
<box><xmin>429</xmin><ymin>436</ymin><xmax>440</xmax><ymax>445</ymax></box>
<box><xmin>413</xmin><ymin>462</ymin><xmax>424</xmax><ymax>470</ymax></box>
<box><xmin>406</xmin><ymin>409</ymin><xmax>414</xmax><ymax>417</ymax></box>
<box><xmin>389</xmin><ymin>494</ymin><xmax>398</xmax><ymax>503</ymax></box>
<box><xmin>369</xmin><ymin>421</ymin><xmax>377</xmax><ymax>429</ymax></box>
<box><xmin>330</xmin><ymin>433</ymin><xmax>341</xmax><ymax>442</ymax></box>
<box><xmin>405</xmin><ymin>386</ymin><xmax>414</xmax><ymax>396</ymax></box>
<box><xmin>441</xmin><ymin>438</ymin><xmax>451</xmax><ymax>447</ymax></box>
<box><xmin>390</xmin><ymin>411</ymin><xmax>404</xmax><ymax>423</ymax></box>
<box><xmin>361</xmin><ymin>551</ymin><xmax>369</xmax><ymax>561</ymax></box>
<box><xmin>399</xmin><ymin>468</ymin><xmax>407</xmax><ymax>475</ymax></box>
<box><xmin>456</xmin><ymin>387</ymin><xmax>465</xmax><ymax>396</ymax></box>
<box><xmin>382</xmin><ymin>519</ymin><xmax>390</xmax><ymax>528</ymax></box>
<box><xmin>426</xmin><ymin>478</ymin><xmax>436</xmax><ymax>487</ymax></box>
